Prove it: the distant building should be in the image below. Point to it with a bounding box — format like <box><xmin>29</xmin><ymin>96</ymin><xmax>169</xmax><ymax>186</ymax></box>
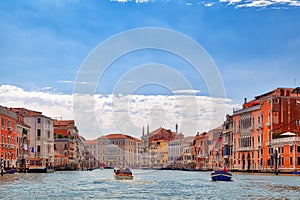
<box><xmin>181</xmin><ymin>136</ymin><xmax>195</xmax><ymax>168</ymax></box>
<box><xmin>195</xmin><ymin>127</ymin><xmax>222</xmax><ymax>170</ymax></box>
<box><xmin>168</xmin><ymin>133</ymin><xmax>184</xmax><ymax>167</ymax></box>
<box><xmin>54</xmin><ymin>120</ymin><xmax>83</xmax><ymax>170</ymax></box>
<box><xmin>222</xmin><ymin>114</ymin><xmax>234</xmax><ymax>170</ymax></box>
<box><xmin>85</xmin><ymin>139</ymin><xmax>99</xmax><ymax>169</ymax></box>
<box><xmin>141</xmin><ymin>126</ymin><xmax>177</xmax><ymax>168</ymax></box>
<box><xmin>98</xmin><ymin>134</ymin><xmax>141</xmax><ymax>168</ymax></box>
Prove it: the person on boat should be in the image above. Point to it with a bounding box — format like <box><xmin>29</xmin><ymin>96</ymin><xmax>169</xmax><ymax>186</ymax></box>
<box><xmin>222</xmin><ymin>166</ymin><xmax>228</xmax><ymax>173</ymax></box>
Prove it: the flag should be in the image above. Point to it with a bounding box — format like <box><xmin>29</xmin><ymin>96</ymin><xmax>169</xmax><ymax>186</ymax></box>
<box><xmin>31</xmin><ymin>147</ymin><xmax>34</xmax><ymax>153</ymax></box>
<box><xmin>24</xmin><ymin>144</ymin><xmax>28</xmax><ymax>151</ymax></box>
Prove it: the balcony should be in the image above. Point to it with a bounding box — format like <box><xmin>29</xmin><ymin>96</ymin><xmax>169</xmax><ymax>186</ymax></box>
<box><xmin>256</xmin><ymin>124</ymin><xmax>262</xmax><ymax>130</ymax></box>
<box><xmin>270</xmin><ymin>137</ymin><xmax>300</xmax><ymax>146</ymax></box>
<box><xmin>237</xmin><ymin>147</ymin><xmax>252</xmax><ymax>151</ymax></box>
<box><xmin>257</xmin><ymin>142</ymin><xmax>262</xmax><ymax>147</ymax></box>
<box><xmin>266</xmin><ymin>121</ymin><xmax>271</xmax><ymax>127</ymax></box>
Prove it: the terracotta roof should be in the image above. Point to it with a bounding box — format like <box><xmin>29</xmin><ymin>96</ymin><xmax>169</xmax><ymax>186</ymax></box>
<box><xmin>85</xmin><ymin>139</ymin><xmax>97</xmax><ymax>144</ymax></box>
<box><xmin>101</xmin><ymin>133</ymin><xmax>141</xmax><ymax>142</ymax></box>
<box><xmin>11</xmin><ymin>108</ymin><xmax>52</xmax><ymax>120</ymax></box>
<box><xmin>255</xmin><ymin>87</ymin><xmax>294</xmax><ymax>100</ymax></box>
<box><xmin>54</xmin><ymin>120</ymin><xmax>75</xmax><ymax>126</ymax></box>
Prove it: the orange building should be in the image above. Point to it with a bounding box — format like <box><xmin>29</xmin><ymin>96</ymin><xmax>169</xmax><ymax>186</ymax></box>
<box><xmin>233</xmin><ymin>98</ymin><xmax>261</xmax><ymax>171</ymax></box>
<box><xmin>233</xmin><ymin>87</ymin><xmax>300</xmax><ymax>172</ymax></box>
<box><xmin>195</xmin><ymin>126</ymin><xmax>222</xmax><ymax>170</ymax></box>
<box><xmin>0</xmin><ymin>106</ymin><xmax>18</xmax><ymax>169</ymax></box>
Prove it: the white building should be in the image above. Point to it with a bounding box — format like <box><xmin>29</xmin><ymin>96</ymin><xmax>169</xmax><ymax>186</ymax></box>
<box><xmin>13</xmin><ymin>108</ymin><xmax>54</xmax><ymax>166</ymax></box>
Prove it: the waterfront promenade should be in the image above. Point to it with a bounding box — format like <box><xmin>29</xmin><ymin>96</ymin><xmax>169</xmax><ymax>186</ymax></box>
<box><xmin>1</xmin><ymin>169</ymin><xmax>300</xmax><ymax>199</ymax></box>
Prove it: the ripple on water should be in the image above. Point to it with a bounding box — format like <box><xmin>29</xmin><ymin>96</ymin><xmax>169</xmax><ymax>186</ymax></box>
<box><xmin>1</xmin><ymin>170</ymin><xmax>300</xmax><ymax>199</ymax></box>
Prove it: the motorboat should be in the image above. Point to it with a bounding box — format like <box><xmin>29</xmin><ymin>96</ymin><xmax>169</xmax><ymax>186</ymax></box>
<box><xmin>113</xmin><ymin>167</ymin><xmax>133</xmax><ymax>180</ymax></box>
<box><xmin>211</xmin><ymin>168</ymin><xmax>232</xmax><ymax>181</ymax></box>
<box><xmin>28</xmin><ymin>158</ymin><xmax>54</xmax><ymax>173</ymax></box>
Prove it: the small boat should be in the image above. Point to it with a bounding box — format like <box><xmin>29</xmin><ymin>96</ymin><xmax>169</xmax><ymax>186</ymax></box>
<box><xmin>113</xmin><ymin>167</ymin><xmax>133</xmax><ymax>180</ymax></box>
<box><xmin>28</xmin><ymin>158</ymin><xmax>54</xmax><ymax>173</ymax></box>
<box><xmin>292</xmin><ymin>171</ymin><xmax>300</xmax><ymax>175</ymax></box>
<box><xmin>211</xmin><ymin>170</ymin><xmax>232</xmax><ymax>181</ymax></box>
<box><xmin>1</xmin><ymin>169</ymin><xmax>17</xmax><ymax>175</ymax></box>
<box><xmin>5</xmin><ymin>169</ymin><xmax>17</xmax><ymax>174</ymax></box>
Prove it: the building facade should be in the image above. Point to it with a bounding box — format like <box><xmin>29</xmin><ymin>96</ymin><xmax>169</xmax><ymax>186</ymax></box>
<box><xmin>12</xmin><ymin>108</ymin><xmax>55</xmax><ymax>167</ymax></box>
<box><xmin>0</xmin><ymin>106</ymin><xmax>18</xmax><ymax>169</ymax></box>
<box><xmin>54</xmin><ymin>120</ymin><xmax>84</xmax><ymax>170</ymax></box>
<box><xmin>233</xmin><ymin>87</ymin><xmax>300</xmax><ymax>172</ymax></box>
<box><xmin>98</xmin><ymin>134</ymin><xmax>141</xmax><ymax>168</ymax></box>
<box><xmin>222</xmin><ymin>114</ymin><xmax>234</xmax><ymax>170</ymax></box>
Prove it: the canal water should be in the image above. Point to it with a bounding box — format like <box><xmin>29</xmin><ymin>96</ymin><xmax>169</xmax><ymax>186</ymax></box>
<box><xmin>1</xmin><ymin>169</ymin><xmax>300</xmax><ymax>199</ymax></box>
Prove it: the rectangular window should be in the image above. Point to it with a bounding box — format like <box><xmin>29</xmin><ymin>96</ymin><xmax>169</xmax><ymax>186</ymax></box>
<box><xmin>7</xmin><ymin>120</ymin><xmax>11</xmax><ymax>127</ymax></box>
<box><xmin>290</xmin><ymin>157</ymin><xmax>293</xmax><ymax>166</ymax></box>
<box><xmin>37</xmin><ymin>145</ymin><xmax>41</xmax><ymax>153</ymax></box>
<box><xmin>298</xmin><ymin>146</ymin><xmax>300</xmax><ymax>153</ymax></box>
<box><xmin>1</xmin><ymin>118</ymin><xmax>4</xmax><ymax>126</ymax></box>
<box><xmin>37</xmin><ymin>118</ymin><xmax>41</xmax><ymax>123</ymax></box>
<box><xmin>37</xmin><ymin>129</ymin><xmax>41</xmax><ymax>137</ymax></box>
<box><xmin>298</xmin><ymin>157</ymin><xmax>300</xmax><ymax>165</ymax></box>
<box><xmin>281</xmin><ymin>157</ymin><xmax>284</xmax><ymax>166</ymax></box>
<box><xmin>48</xmin><ymin>131</ymin><xmax>50</xmax><ymax>138</ymax></box>
<box><xmin>297</xmin><ymin>120</ymin><xmax>300</xmax><ymax>126</ymax></box>
<box><xmin>54</xmin><ymin>144</ymin><xmax>56</xmax><ymax>150</ymax></box>
<box><xmin>290</xmin><ymin>146</ymin><xmax>293</xmax><ymax>153</ymax></box>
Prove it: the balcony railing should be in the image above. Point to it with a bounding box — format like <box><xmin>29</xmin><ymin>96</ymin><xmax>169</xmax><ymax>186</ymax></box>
<box><xmin>237</xmin><ymin>147</ymin><xmax>252</xmax><ymax>151</ymax></box>
<box><xmin>271</xmin><ymin>137</ymin><xmax>300</xmax><ymax>145</ymax></box>
<box><xmin>256</xmin><ymin>124</ymin><xmax>262</xmax><ymax>130</ymax></box>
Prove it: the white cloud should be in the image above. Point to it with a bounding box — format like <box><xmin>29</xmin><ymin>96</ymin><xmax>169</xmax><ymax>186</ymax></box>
<box><xmin>219</xmin><ymin>0</ymin><xmax>242</xmax><ymax>5</ymax></box>
<box><xmin>0</xmin><ymin>84</ymin><xmax>239</xmax><ymax>140</ymax></box>
<box><xmin>113</xmin><ymin>0</ymin><xmax>300</xmax><ymax>8</ymax></box>
<box><xmin>219</xmin><ymin>0</ymin><xmax>300</xmax><ymax>7</ymax></box>
<box><xmin>173</xmin><ymin>89</ymin><xmax>201</xmax><ymax>95</ymax></box>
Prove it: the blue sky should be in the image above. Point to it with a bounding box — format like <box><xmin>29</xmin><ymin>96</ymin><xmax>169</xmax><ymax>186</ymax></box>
<box><xmin>1</xmin><ymin>0</ymin><xmax>300</xmax><ymax>101</ymax></box>
<box><xmin>0</xmin><ymin>0</ymin><xmax>300</xmax><ymax>138</ymax></box>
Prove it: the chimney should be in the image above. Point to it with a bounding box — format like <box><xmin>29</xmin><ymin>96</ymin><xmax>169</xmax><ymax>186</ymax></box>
<box><xmin>244</xmin><ymin>98</ymin><xmax>247</xmax><ymax>104</ymax></box>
